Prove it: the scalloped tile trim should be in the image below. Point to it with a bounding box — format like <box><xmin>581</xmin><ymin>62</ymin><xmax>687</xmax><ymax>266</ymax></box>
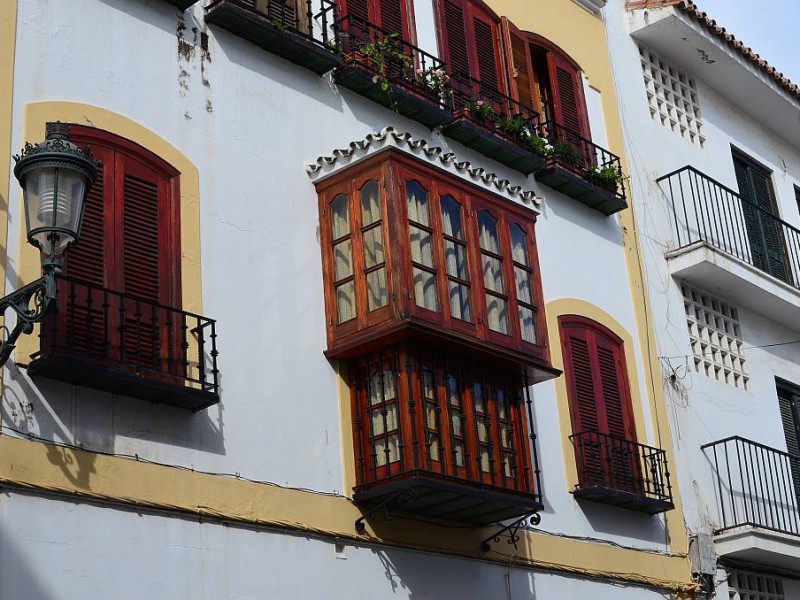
<box><xmin>306</xmin><ymin>127</ymin><xmax>542</xmax><ymax>211</ymax></box>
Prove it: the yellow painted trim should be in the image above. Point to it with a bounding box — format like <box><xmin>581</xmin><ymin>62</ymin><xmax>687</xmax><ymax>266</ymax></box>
<box><xmin>545</xmin><ymin>299</ymin><xmax>649</xmax><ymax>491</ymax></box>
<box><xmin>15</xmin><ymin>101</ymin><xmax>202</xmax><ymax>361</ymax></box>
<box><xmin>336</xmin><ymin>361</ymin><xmax>356</xmax><ymax>495</ymax></box>
<box><xmin>0</xmin><ymin>0</ymin><xmax>18</xmax><ymax>381</ymax></box>
<box><xmin>0</xmin><ymin>435</ymin><xmax>696</xmax><ymax>594</ymax></box>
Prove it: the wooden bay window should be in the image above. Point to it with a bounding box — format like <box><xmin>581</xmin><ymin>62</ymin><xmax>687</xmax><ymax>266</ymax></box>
<box><xmin>316</xmin><ymin>150</ymin><xmax>553</xmax><ymax>374</ymax></box>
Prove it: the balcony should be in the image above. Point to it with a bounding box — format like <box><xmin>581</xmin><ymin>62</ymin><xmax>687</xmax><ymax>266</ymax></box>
<box><xmin>534</xmin><ymin>121</ymin><xmax>627</xmax><ymax>215</ymax></box>
<box><xmin>334</xmin><ymin>15</ymin><xmax>453</xmax><ymax>129</ymax></box>
<box><xmin>350</xmin><ymin>344</ymin><xmax>543</xmax><ymax>525</ymax></box>
<box><xmin>205</xmin><ymin>0</ymin><xmax>341</xmax><ymax>75</ymax></box>
<box><xmin>658</xmin><ymin>166</ymin><xmax>800</xmax><ymax>328</ymax></box>
<box><xmin>163</xmin><ymin>0</ymin><xmax>199</xmax><ymax>9</ymax></box>
<box><xmin>570</xmin><ymin>430</ymin><xmax>674</xmax><ymax>514</ymax></box>
<box><xmin>27</xmin><ymin>277</ymin><xmax>219</xmax><ymax>412</ymax></box>
<box><xmin>702</xmin><ymin>437</ymin><xmax>800</xmax><ymax>570</ymax></box>
<box><xmin>441</xmin><ymin>73</ymin><xmax>546</xmax><ymax>175</ymax></box>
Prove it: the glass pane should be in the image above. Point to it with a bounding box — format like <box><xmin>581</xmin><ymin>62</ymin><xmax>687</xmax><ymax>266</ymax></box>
<box><xmin>366</xmin><ymin>267</ymin><xmax>388</xmax><ymax>310</ymax></box>
<box><xmin>406</xmin><ymin>181</ymin><xmax>429</xmax><ymax>225</ymax></box>
<box><xmin>454</xmin><ymin>441</ymin><xmax>464</xmax><ymax>467</ymax></box>
<box><xmin>331</xmin><ymin>194</ymin><xmax>349</xmax><ymax>239</ymax></box>
<box><xmin>451</xmin><ymin>413</ymin><xmax>462</xmax><ymax>436</ymax></box>
<box><xmin>375</xmin><ymin>434</ymin><xmax>400</xmax><ymax>466</ymax></box>
<box><xmin>371</xmin><ymin>404</ymin><xmax>399</xmax><ymax>435</ymax></box>
<box><xmin>486</xmin><ymin>295</ymin><xmax>508</xmax><ymax>333</ymax></box>
<box><xmin>497</xmin><ymin>390</ymin><xmax>507</xmax><ymax>419</ymax></box>
<box><xmin>514</xmin><ymin>266</ymin><xmax>532</xmax><ymax>303</ymax></box>
<box><xmin>410</xmin><ymin>225</ymin><xmax>434</xmax><ymax>267</ymax></box>
<box><xmin>336</xmin><ymin>281</ymin><xmax>355</xmax><ymax>323</ymax></box>
<box><xmin>447</xmin><ymin>374</ymin><xmax>460</xmax><ymax>407</ymax></box>
<box><xmin>482</xmin><ymin>255</ymin><xmax>504</xmax><ymax>293</ymax></box>
<box><xmin>362</xmin><ymin>226</ymin><xmax>384</xmax><ymax>268</ymax></box>
<box><xmin>478</xmin><ymin>211</ymin><xmax>500</xmax><ymax>253</ymax></box>
<box><xmin>444</xmin><ymin>240</ymin><xmax>468</xmax><ymax>278</ymax></box>
<box><xmin>477</xmin><ymin>418</ymin><xmax>488</xmax><ymax>443</ymax></box>
<box><xmin>421</xmin><ymin>369</ymin><xmax>435</xmax><ymax>399</ymax></box>
<box><xmin>500</xmin><ymin>426</ymin><xmax>510</xmax><ymax>448</ymax></box>
<box><xmin>426</xmin><ymin>404</ymin><xmax>437</xmax><ymax>429</ymax></box>
<box><xmin>519</xmin><ymin>306</ymin><xmax>537</xmax><ymax>344</ymax></box>
<box><xmin>473</xmin><ymin>383</ymin><xmax>485</xmax><ymax>413</ymax></box>
<box><xmin>503</xmin><ymin>451</ymin><xmax>513</xmax><ymax>477</ymax></box>
<box><xmin>368</xmin><ymin>369</ymin><xmax>397</xmax><ymax>404</ymax></box>
<box><xmin>448</xmin><ymin>281</ymin><xmax>471</xmax><ymax>322</ymax></box>
<box><xmin>413</xmin><ymin>268</ymin><xmax>438</xmax><ymax>311</ymax></box>
<box><xmin>441</xmin><ymin>195</ymin><xmax>463</xmax><ymax>238</ymax></box>
<box><xmin>429</xmin><ymin>437</ymin><xmax>440</xmax><ymax>461</ymax></box>
<box><xmin>333</xmin><ymin>240</ymin><xmax>352</xmax><ymax>280</ymax></box>
<box><xmin>480</xmin><ymin>448</ymin><xmax>491</xmax><ymax>473</ymax></box>
<box><xmin>510</xmin><ymin>223</ymin><xmax>528</xmax><ymax>264</ymax></box>
<box><xmin>360</xmin><ymin>180</ymin><xmax>381</xmax><ymax>226</ymax></box>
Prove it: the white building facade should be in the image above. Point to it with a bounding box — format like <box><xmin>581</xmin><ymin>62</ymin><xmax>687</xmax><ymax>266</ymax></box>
<box><xmin>606</xmin><ymin>0</ymin><xmax>800</xmax><ymax>597</ymax></box>
<box><xmin>0</xmin><ymin>0</ymin><xmax>696</xmax><ymax>598</ymax></box>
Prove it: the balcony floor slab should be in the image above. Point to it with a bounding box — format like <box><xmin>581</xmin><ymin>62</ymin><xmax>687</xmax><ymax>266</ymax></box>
<box><xmin>666</xmin><ymin>241</ymin><xmax>800</xmax><ymax>332</ymax></box>
<box><xmin>715</xmin><ymin>526</ymin><xmax>800</xmax><ymax>571</ymax></box>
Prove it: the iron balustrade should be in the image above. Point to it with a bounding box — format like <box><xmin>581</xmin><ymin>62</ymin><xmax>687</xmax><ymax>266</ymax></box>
<box><xmin>34</xmin><ymin>276</ymin><xmax>219</xmax><ymax>397</ymax></box>
<box><xmin>570</xmin><ymin>430</ymin><xmax>673</xmax><ymax>504</ymax></box>
<box><xmin>206</xmin><ymin>0</ymin><xmax>337</xmax><ymax>47</ymax></box>
<box><xmin>539</xmin><ymin>120</ymin><xmax>626</xmax><ymax>201</ymax></box>
<box><xmin>702</xmin><ymin>436</ymin><xmax>800</xmax><ymax>537</ymax></box>
<box><xmin>351</xmin><ymin>344</ymin><xmax>542</xmax><ymax>502</ymax></box>
<box><xmin>657</xmin><ymin>166</ymin><xmax>800</xmax><ymax>287</ymax></box>
<box><xmin>335</xmin><ymin>14</ymin><xmax>450</xmax><ymax>107</ymax></box>
<box><xmin>449</xmin><ymin>71</ymin><xmax>541</xmax><ymax>144</ymax></box>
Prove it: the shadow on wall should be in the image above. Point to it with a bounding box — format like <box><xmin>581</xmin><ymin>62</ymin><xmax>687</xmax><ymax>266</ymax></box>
<box><xmin>371</xmin><ymin>545</ymin><xmax>538</xmax><ymax>600</ymax></box>
<box><xmin>0</xmin><ymin>362</ymin><xmax>226</xmax><ymax>461</ymax></box>
<box><xmin>0</xmin><ymin>522</ymin><xmax>57</xmax><ymax>600</ymax></box>
<box><xmin>579</xmin><ymin>500</ymin><xmax>668</xmax><ymax>546</ymax></box>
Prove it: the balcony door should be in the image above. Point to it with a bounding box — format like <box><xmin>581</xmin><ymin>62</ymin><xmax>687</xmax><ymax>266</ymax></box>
<box><xmin>733</xmin><ymin>152</ymin><xmax>791</xmax><ymax>285</ymax></box>
<box><xmin>777</xmin><ymin>381</ymin><xmax>800</xmax><ymax>504</ymax></box>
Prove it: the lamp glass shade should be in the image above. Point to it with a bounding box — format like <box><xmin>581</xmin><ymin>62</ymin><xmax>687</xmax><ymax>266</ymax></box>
<box><xmin>22</xmin><ymin>165</ymin><xmax>88</xmax><ymax>258</ymax></box>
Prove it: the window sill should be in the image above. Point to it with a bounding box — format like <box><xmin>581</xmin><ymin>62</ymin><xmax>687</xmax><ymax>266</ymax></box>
<box><xmin>573</xmin><ymin>486</ymin><xmax>674</xmax><ymax>515</ymax></box>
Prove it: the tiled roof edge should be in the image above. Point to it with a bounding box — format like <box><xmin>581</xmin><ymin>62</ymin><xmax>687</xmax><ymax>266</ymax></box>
<box><xmin>306</xmin><ymin>127</ymin><xmax>542</xmax><ymax>209</ymax></box>
<box><xmin>627</xmin><ymin>0</ymin><xmax>800</xmax><ymax>104</ymax></box>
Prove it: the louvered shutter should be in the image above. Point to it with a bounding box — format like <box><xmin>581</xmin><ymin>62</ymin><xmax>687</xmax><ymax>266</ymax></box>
<box><xmin>548</xmin><ymin>53</ymin><xmax>590</xmax><ymax>139</ymax></box>
<box><xmin>441</xmin><ymin>0</ymin><xmax>469</xmax><ymax>76</ymax></box>
<box><xmin>501</xmin><ymin>18</ymin><xmax>535</xmax><ymax>110</ymax></box>
<box><xmin>778</xmin><ymin>389</ymin><xmax>800</xmax><ymax>501</ymax></box>
<box><xmin>343</xmin><ymin>0</ymin><xmax>370</xmax><ymax>21</ymax></box>
<box><xmin>379</xmin><ymin>0</ymin><xmax>404</xmax><ymax>35</ymax></box>
<box><xmin>471</xmin><ymin>13</ymin><xmax>501</xmax><ymax>94</ymax></box>
<box><xmin>734</xmin><ymin>154</ymin><xmax>790</xmax><ymax>284</ymax></box>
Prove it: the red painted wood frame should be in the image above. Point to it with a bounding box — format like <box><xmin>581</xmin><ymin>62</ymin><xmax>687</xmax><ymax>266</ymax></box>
<box><xmin>350</xmin><ymin>343</ymin><xmax>536</xmax><ymax>494</ymax></box>
<box><xmin>53</xmin><ymin>125</ymin><xmax>182</xmax><ymax>368</ymax></box>
<box><xmin>558</xmin><ymin>315</ymin><xmax>637</xmax><ymax>441</ymax></box>
<box><xmin>338</xmin><ymin>0</ymin><xmax>416</xmax><ymax>42</ymax></box>
<box><xmin>315</xmin><ymin>150</ymin><xmax>550</xmax><ymax>367</ymax></box>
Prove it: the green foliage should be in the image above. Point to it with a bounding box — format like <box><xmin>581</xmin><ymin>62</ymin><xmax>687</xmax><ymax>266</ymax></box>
<box><xmin>585</xmin><ymin>163</ymin><xmax>625</xmax><ymax>189</ymax></box>
<box><xmin>359</xmin><ymin>33</ymin><xmax>413</xmax><ymax>112</ymax></box>
<box><xmin>464</xmin><ymin>98</ymin><xmax>495</xmax><ymax>121</ymax></box>
<box><xmin>552</xmin><ymin>141</ymin><xmax>581</xmax><ymax>166</ymax></box>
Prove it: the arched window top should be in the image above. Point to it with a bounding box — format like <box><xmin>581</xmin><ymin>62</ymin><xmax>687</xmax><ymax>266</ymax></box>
<box><xmin>559</xmin><ymin>314</ymin><xmax>624</xmax><ymax>348</ymax></box>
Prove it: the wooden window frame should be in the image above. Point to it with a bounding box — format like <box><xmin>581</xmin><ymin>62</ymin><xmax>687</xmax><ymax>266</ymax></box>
<box><xmin>338</xmin><ymin>0</ymin><xmax>416</xmax><ymax>41</ymax></box>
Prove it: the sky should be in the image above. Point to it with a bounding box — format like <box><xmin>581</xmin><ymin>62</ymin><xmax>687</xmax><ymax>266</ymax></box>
<box><xmin>691</xmin><ymin>0</ymin><xmax>800</xmax><ymax>86</ymax></box>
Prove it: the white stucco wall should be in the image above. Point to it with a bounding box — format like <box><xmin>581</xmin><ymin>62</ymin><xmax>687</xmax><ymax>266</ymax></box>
<box><xmin>0</xmin><ymin>1</ymin><xmax>676</xmax><ymax>585</ymax></box>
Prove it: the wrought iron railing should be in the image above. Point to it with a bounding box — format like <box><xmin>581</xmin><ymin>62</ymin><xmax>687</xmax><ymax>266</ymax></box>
<box><xmin>336</xmin><ymin>14</ymin><xmax>449</xmax><ymax>107</ymax></box>
<box><xmin>449</xmin><ymin>71</ymin><xmax>541</xmax><ymax>144</ymax></box>
<box><xmin>570</xmin><ymin>430</ymin><xmax>673</xmax><ymax>503</ymax></box>
<box><xmin>702</xmin><ymin>436</ymin><xmax>800</xmax><ymax>536</ymax></box>
<box><xmin>351</xmin><ymin>344</ymin><xmax>542</xmax><ymax>501</ymax></box>
<box><xmin>206</xmin><ymin>0</ymin><xmax>337</xmax><ymax>47</ymax></box>
<box><xmin>657</xmin><ymin>166</ymin><xmax>799</xmax><ymax>287</ymax></box>
<box><xmin>35</xmin><ymin>276</ymin><xmax>219</xmax><ymax>396</ymax></box>
<box><xmin>540</xmin><ymin>120</ymin><xmax>626</xmax><ymax>200</ymax></box>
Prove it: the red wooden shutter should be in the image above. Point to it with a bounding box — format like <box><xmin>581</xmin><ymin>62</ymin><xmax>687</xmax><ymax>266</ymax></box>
<box><xmin>564</xmin><ymin>326</ymin><xmax>600</xmax><ymax>434</ymax></box>
<box><xmin>548</xmin><ymin>53</ymin><xmax>590</xmax><ymax>138</ymax></box>
<box><xmin>441</xmin><ymin>0</ymin><xmax>469</xmax><ymax>75</ymax></box>
<box><xmin>501</xmin><ymin>18</ymin><xmax>535</xmax><ymax>109</ymax></box>
<box><xmin>343</xmin><ymin>0</ymin><xmax>370</xmax><ymax>21</ymax></box>
<box><xmin>120</xmin><ymin>163</ymin><xmax>162</xmax><ymax>302</ymax></box>
<box><xmin>379</xmin><ymin>0</ymin><xmax>405</xmax><ymax>35</ymax></box>
<box><xmin>595</xmin><ymin>338</ymin><xmax>632</xmax><ymax>439</ymax></box>
<box><xmin>471</xmin><ymin>11</ymin><xmax>501</xmax><ymax>93</ymax></box>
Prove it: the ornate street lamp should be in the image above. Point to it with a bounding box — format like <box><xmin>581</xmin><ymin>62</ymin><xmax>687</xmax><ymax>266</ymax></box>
<box><xmin>0</xmin><ymin>122</ymin><xmax>97</xmax><ymax>366</ymax></box>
